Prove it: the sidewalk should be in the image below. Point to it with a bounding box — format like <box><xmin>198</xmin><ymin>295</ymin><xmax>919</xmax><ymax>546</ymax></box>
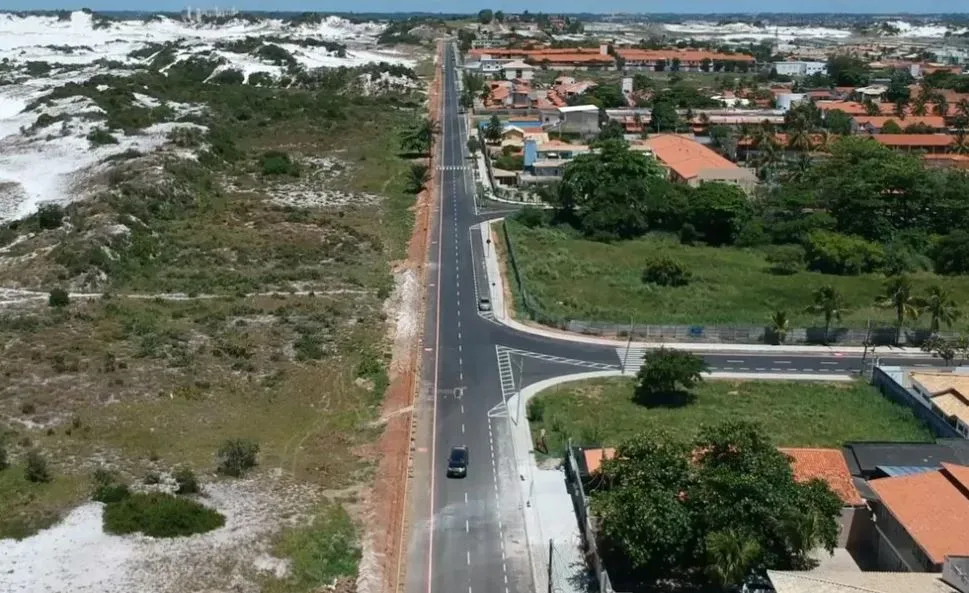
<box><xmin>477</xmin><ymin>220</ymin><xmax>928</xmax><ymax>357</ymax></box>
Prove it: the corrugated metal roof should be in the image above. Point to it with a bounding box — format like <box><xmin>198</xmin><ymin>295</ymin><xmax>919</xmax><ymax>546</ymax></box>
<box><xmin>876</xmin><ymin>465</ymin><xmax>939</xmax><ymax>477</ymax></box>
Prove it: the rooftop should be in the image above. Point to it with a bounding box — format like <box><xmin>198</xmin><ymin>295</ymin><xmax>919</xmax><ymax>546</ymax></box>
<box><xmin>871</xmin><ymin>134</ymin><xmax>955</xmax><ymax>148</ymax></box>
<box><xmin>502</xmin><ymin>59</ymin><xmax>534</xmax><ymax>70</ymax></box>
<box><xmin>558</xmin><ymin>104</ymin><xmax>599</xmax><ymax>113</ymax></box>
<box><xmin>779</xmin><ymin>448</ymin><xmax>864</xmax><ymax>506</ymax></box>
<box><xmin>767</xmin><ymin>569</ymin><xmax>959</xmax><ymax>593</ymax></box>
<box><xmin>646</xmin><ymin>134</ymin><xmax>741</xmax><ymax>180</ymax></box>
<box><xmin>852</xmin><ymin>115</ymin><xmax>946</xmax><ymax>129</ymax></box>
<box><xmin>842</xmin><ymin>440</ymin><xmax>969</xmax><ymax>478</ymax></box>
<box><xmin>911</xmin><ymin>371</ymin><xmax>969</xmax><ymax>427</ymax></box>
<box><xmin>583</xmin><ymin>447</ymin><xmax>616</xmax><ymax>475</ymax></box>
<box><xmin>868</xmin><ymin>463</ymin><xmax>969</xmax><ymax>565</ymax></box>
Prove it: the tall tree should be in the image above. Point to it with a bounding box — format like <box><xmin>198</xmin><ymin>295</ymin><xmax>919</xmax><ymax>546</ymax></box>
<box><xmin>876</xmin><ymin>275</ymin><xmax>921</xmax><ymax>345</ymax></box>
<box><xmin>634</xmin><ymin>348</ymin><xmax>708</xmax><ymax>405</ymax></box>
<box><xmin>484</xmin><ymin>114</ymin><xmax>503</xmax><ymax>144</ymax></box>
<box><xmin>917</xmin><ymin>285</ymin><xmax>960</xmax><ymax>334</ymax></box>
<box><xmin>399</xmin><ymin>117</ymin><xmax>438</xmax><ymax>155</ymax></box>
<box><xmin>805</xmin><ymin>285</ymin><xmax>847</xmax><ymax>344</ymax></box>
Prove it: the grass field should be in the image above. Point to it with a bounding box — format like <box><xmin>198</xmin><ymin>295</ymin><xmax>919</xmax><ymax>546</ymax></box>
<box><xmin>528</xmin><ymin>377</ymin><xmax>934</xmax><ymax>455</ymax></box>
<box><xmin>503</xmin><ymin>220</ymin><xmax>969</xmax><ymax>328</ymax></box>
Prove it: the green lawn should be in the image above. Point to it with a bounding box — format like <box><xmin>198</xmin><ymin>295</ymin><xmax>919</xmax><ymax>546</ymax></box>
<box><xmin>503</xmin><ymin>220</ymin><xmax>969</xmax><ymax>328</ymax></box>
<box><xmin>528</xmin><ymin>377</ymin><xmax>934</xmax><ymax>455</ymax></box>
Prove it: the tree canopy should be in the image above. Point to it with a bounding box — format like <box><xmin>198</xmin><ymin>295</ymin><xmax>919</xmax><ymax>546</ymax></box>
<box><xmin>593</xmin><ymin>421</ymin><xmax>843</xmax><ymax>591</ymax></box>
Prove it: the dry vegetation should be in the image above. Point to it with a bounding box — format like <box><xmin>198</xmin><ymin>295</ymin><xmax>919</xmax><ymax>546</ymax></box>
<box><xmin>0</xmin><ymin>51</ymin><xmax>434</xmax><ymax>593</ymax></box>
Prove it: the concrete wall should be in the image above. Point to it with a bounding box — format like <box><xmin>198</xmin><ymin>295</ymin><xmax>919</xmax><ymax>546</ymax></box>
<box><xmin>872</xmin><ymin>367</ymin><xmax>962</xmax><ymax>440</ymax></box>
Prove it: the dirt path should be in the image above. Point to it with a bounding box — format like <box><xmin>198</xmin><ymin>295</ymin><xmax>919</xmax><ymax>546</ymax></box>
<box><xmin>358</xmin><ymin>39</ymin><xmax>443</xmax><ymax>593</ymax></box>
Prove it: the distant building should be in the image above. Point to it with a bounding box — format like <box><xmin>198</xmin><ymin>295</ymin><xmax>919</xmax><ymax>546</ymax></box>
<box><xmin>617</xmin><ymin>48</ymin><xmax>756</xmax><ymax>72</ymax></box>
<box><xmin>643</xmin><ymin>134</ymin><xmax>758</xmax><ymax>194</ymax></box>
<box><xmin>556</xmin><ymin>105</ymin><xmax>601</xmax><ymax>137</ymax></box>
<box><xmin>773</xmin><ymin>60</ymin><xmax>828</xmax><ymax>77</ymax></box>
<box><xmin>501</xmin><ymin>60</ymin><xmax>536</xmax><ymax>81</ymax></box>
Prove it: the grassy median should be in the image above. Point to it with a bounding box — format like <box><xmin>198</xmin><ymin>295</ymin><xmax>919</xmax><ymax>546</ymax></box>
<box><xmin>528</xmin><ymin>377</ymin><xmax>933</xmax><ymax>455</ymax></box>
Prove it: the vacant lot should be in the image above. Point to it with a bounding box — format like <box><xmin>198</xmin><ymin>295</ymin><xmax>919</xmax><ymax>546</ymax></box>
<box><xmin>503</xmin><ymin>220</ymin><xmax>969</xmax><ymax>327</ymax></box>
<box><xmin>528</xmin><ymin>377</ymin><xmax>933</xmax><ymax>455</ymax></box>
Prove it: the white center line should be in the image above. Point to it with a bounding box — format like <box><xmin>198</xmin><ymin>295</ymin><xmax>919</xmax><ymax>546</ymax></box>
<box><xmin>466</xmin><ymin>551</ymin><xmax>471</xmax><ymax>565</ymax></box>
<box><xmin>773</xmin><ymin>361</ymin><xmax>791</xmax><ymax>364</ymax></box>
<box><xmin>821</xmin><ymin>361</ymin><xmax>838</xmax><ymax>365</ymax></box>
<box><xmin>727</xmin><ymin>359</ymin><xmax>744</xmax><ymax>363</ymax></box>
<box><xmin>462</xmin><ymin>423</ymin><xmax>465</xmax><ymax>434</ymax></box>
<box><xmin>464</xmin><ymin>491</ymin><xmax>468</xmax><ymax>503</ymax></box>
<box><xmin>465</xmin><ymin>519</ymin><xmax>469</xmax><ymax>533</ymax></box>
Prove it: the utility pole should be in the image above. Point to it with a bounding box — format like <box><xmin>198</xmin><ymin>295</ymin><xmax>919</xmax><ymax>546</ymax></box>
<box><xmin>621</xmin><ymin>317</ymin><xmax>634</xmax><ymax>375</ymax></box>
<box><xmin>515</xmin><ymin>356</ymin><xmax>525</xmax><ymax>425</ymax></box>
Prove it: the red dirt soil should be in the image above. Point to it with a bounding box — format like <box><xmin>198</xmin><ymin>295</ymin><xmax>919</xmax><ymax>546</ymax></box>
<box><xmin>368</xmin><ymin>40</ymin><xmax>443</xmax><ymax>593</ymax></box>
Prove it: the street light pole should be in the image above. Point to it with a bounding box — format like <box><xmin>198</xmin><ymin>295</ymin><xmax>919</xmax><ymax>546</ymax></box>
<box><xmin>622</xmin><ymin>316</ymin><xmax>634</xmax><ymax>375</ymax></box>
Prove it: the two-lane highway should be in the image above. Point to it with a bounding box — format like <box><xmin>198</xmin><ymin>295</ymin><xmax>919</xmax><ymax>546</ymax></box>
<box><xmin>405</xmin><ymin>40</ymin><xmax>948</xmax><ymax>593</ymax></box>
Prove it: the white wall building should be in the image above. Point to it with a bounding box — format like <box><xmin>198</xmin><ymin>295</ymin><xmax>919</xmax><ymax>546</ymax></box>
<box><xmin>557</xmin><ymin>105</ymin><xmax>601</xmax><ymax>137</ymax></box>
<box><xmin>773</xmin><ymin>61</ymin><xmax>828</xmax><ymax>77</ymax></box>
<box><xmin>501</xmin><ymin>60</ymin><xmax>536</xmax><ymax>81</ymax></box>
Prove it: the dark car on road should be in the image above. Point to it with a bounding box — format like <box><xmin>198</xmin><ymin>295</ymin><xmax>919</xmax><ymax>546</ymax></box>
<box><xmin>447</xmin><ymin>445</ymin><xmax>469</xmax><ymax>478</ymax></box>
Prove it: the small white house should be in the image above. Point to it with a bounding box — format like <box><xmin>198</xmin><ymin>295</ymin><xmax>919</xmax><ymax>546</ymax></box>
<box><xmin>557</xmin><ymin>105</ymin><xmax>601</xmax><ymax>137</ymax></box>
<box><xmin>502</xmin><ymin>59</ymin><xmax>536</xmax><ymax>81</ymax></box>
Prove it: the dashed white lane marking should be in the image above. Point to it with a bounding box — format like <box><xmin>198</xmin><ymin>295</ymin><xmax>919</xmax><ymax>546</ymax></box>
<box><xmin>464</xmin><ymin>491</ymin><xmax>468</xmax><ymax>503</ymax></box>
<box><xmin>467</xmin><ymin>550</ymin><xmax>471</xmax><ymax>565</ymax></box>
<box><xmin>821</xmin><ymin>361</ymin><xmax>838</xmax><ymax>365</ymax></box>
<box><xmin>727</xmin><ymin>359</ymin><xmax>744</xmax><ymax>363</ymax></box>
<box><xmin>462</xmin><ymin>423</ymin><xmax>465</xmax><ymax>434</ymax></box>
<box><xmin>774</xmin><ymin>360</ymin><xmax>791</xmax><ymax>364</ymax></box>
<box><xmin>466</xmin><ymin>519</ymin><xmax>470</xmax><ymax>533</ymax></box>
<box><xmin>461</xmin><ymin>404</ymin><xmax>464</xmax><ymax>414</ymax></box>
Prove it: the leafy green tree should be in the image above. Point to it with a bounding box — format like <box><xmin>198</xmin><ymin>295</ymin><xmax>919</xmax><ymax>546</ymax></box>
<box><xmin>876</xmin><ymin>275</ymin><xmax>921</xmax><ymax>345</ymax></box>
<box><xmin>48</xmin><ymin>288</ymin><xmax>70</xmax><ymax>308</ymax></box>
<box><xmin>650</xmin><ymin>99</ymin><xmax>680</xmax><ymax>133</ymax></box>
<box><xmin>823</xmin><ymin>109</ymin><xmax>853</xmax><ymax>135</ymax></box>
<box><xmin>805</xmin><ymin>285</ymin><xmax>847</xmax><ymax>344</ymax></box>
<box><xmin>0</xmin><ymin>441</ymin><xmax>8</xmax><ymax>471</ymax></box>
<box><xmin>803</xmin><ymin>230</ymin><xmax>884</xmax><ymax>275</ymax></box>
<box><xmin>767</xmin><ymin>310</ymin><xmax>790</xmax><ymax>345</ymax></box>
<box><xmin>634</xmin><ymin>348</ymin><xmax>707</xmax><ymax>405</ymax></box>
<box><xmin>597</xmin><ymin>119</ymin><xmax>626</xmax><ymax>142</ymax></box>
<box><xmin>25</xmin><ymin>449</ymin><xmax>52</xmax><ymax>483</ymax></box>
<box><xmin>477</xmin><ymin>9</ymin><xmax>493</xmax><ymax>24</ymax></box>
<box><xmin>921</xmin><ymin>335</ymin><xmax>957</xmax><ymax>365</ymax></box>
<box><xmin>765</xmin><ymin>244</ymin><xmax>805</xmax><ymax>275</ymax></box>
<box><xmin>826</xmin><ymin>54</ymin><xmax>870</xmax><ymax>87</ymax></box>
<box><xmin>686</xmin><ymin>182</ymin><xmax>751</xmax><ymax>246</ymax></box>
<box><xmin>466</xmin><ymin>136</ymin><xmax>478</xmax><ymax>156</ymax></box>
<box><xmin>593</xmin><ymin>422</ymin><xmax>842</xmax><ymax>591</ymax></box>
<box><xmin>880</xmin><ymin>119</ymin><xmax>903</xmax><ymax>134</ymax></box>
<box><xmin>917</xmin><ymin>285</ymin><xmax>960</xmax><ymax>334</ymax></box>
<box><xmin>554</xmin><ymin>140</ymin><xmax>665</xmax><ymax>240</ymax></box>
<box><xmin>484</xmin><ymin>114</ymin><xmax>503</xmax><ymax>144</ymax></box>
<box><xmin>932</xmin><ymin>230</ymin><xmax>969</xmax><ymax>275</ymax></box>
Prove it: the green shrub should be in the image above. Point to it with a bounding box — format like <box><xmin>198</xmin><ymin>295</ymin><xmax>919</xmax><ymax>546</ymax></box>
<box><xmin>174</xmin><ymin>467</ymin><xmax>200</xmax><ymax>495</ymax></box>
<box><xmin>803</xmin><ymin>230</ymin><xmax>884</xmax><ymax>275</ymax></box>
<box><xmin>36</xmin><ymin>204</ymin><xmax>65</xmax><ymax>230</ymax></box>
<box><xmin>280</xmin><ymin>505</ymin><xmax>361</xmax><ymax>588</ymax></box>
<box><xmin>641</xmin><ymin>257</ymin><xmax>691</xmax><ymax>287</ymax></box>
<box><xmin>217</xmin><ymin>439</ymin><xmax>259</xmax><ymax>477</ymax></box>
<box><xmin>294</xmin><ymin>333</ymin><xmax>325</xmax><ymax>361</ymax></box>
<box><xmin>765</xmin><ymin>244</ymin><xmax>805</xmax><ymax>275</ymax></box>
<box><xmin>0</xmin><ymin>441</ymin><xmax>7</xmax><ymax>471</ymax></box>
<box><xmin>103</xmin><ymin>492</ymin><xmax>225</xmax><ymax>537</ymax></box>
<box><xmin>527</xmin><ymin>398</ymin><xmax>545</xmax><ymax>423</ymax></box>
<box><xmin>48</xmin><ymin>288</ymin><xmax>70</xmax><ymax>308</ymax></box>
<box><xmin>211</xmin><ymin>68</ymin><xmax>245</xmax><ymax>85</ymax></box>
<box><xmin>261</xmin><ymin>151</ymin><xmax>300</xmax><ymax>176</ymax></box>
<box><xmin>24</xmin><ymin>449</ymin><xmax>51</xmax><ymax>483</ymax></box>
<box><xmin>87</xmin><ymin>127</ymin><xmax>119</xmax><ymax>147</ymax></box>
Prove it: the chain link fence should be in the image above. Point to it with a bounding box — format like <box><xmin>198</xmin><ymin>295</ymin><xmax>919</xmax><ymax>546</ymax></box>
<box><xmin>501</xmin><ymin>223</ymin><xmax>952</xmax><ymax>346</ymax></box>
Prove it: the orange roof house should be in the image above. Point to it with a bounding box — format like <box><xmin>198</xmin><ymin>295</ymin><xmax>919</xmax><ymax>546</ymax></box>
<box><xmin>852</xmin><ymin>115</ymin><xmax>946</xmax><ymax>131</ymax></box>
<box><xmin>779</xmin><ymin>448</ymin><xmax>864</xmax><ymax>506</ymax></box>
<box><xmin>646</xmin><ymin>134</ymin><xmax>757</xmax><ymax>192</ymax></box>
<box><xmin>871</xmin><ymin>134</ymin><xmax>955</xmax><ymax>152</ymax></box>
<box><xmin>869</xmin><ymin>463</ymin><xmax>969</xmax><ymax>568</ymax></box>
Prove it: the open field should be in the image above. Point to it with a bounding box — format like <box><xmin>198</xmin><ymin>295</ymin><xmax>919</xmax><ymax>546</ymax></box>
<box><xmin>503</xmin><ymin>220</ymin><xmax>969</xmax><ymax>328</ymax></box>
<box><xmin>528</xmin><ymin>377</ymin><xmax>934</xmax><ymax>455</ymax></box>
<box><xmin>0</xmin><ymin>49</ymin><xmax>428</xmax><ymax>593</ymax></box>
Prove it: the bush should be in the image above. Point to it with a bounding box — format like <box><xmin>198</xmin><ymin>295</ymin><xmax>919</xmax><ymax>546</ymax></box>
<box><xmin>642</xmin><ymin>257</ymin><xmax>691</xmax><ymax>287</ymax></box>
<box><xmin>48</xmin><ymin>288</ymin><xmax>70</xmax><ymax>308</ymax></box>
<box><xmin>217</xmin><ymin>439</ymin><xmax>259</xmax><ymax>477</ymax></box>
<box><xmin>174</xmin><ymin>467</ymin><xmax>200</xmax><ymax>495</ymax></box>
<box><xmin>210</xmin><ymin>68</ymin><xmax>244</xmax><ymax>85</ymax></box>
<box><xmin>25</xmin><ymin>449</ymin><xmax>51</xmax><ymax>483</ymax></box>
<box><xmin>678</xmin><ymin>223</ymin><xmax>699</xmax><ymax>245</ymax></box>
<box><xmin>0</xmin><ymin>441</ymin><xmax>7</xmax><ymax>471</ymax></box>
<box><xmin>281</xmin><ymin>505</ymin><xmax>361</xmax><ymax>588</ymax></box>
<box><xmin>36</xmin><ymin>204</ymin><xmax>65</xmax><ymax>230</ymax></box>
<box><xmin>261</xmin><ymin>151</ymin><xmax>300</xmax><ymax>176</ymax></box>
<box><xmin>527</xmin><ymin>398</ymin><xmax>545</xmax><ymax>423</ymax></box>
<box><xmin>765</xmin><ymin>244</ymin><xmax>805</xmax><ymax>275</ymax></box>
<box><xmin>803</xmin><ymin>230</ymin><xmax>884</xmax><ymax>275</ymax></box>
<box><xmin>514</xmin><ymin>207</ymin><xmax>547</xmax><ymax>228</ymax></box>
<box><xmin>87</xmin><ymin>127</ymin><xmax>119</xmax><ymax>147</ymax></box>
<box><xmin>103</xmin><ymin>492</ymin><xmax>225</xmax><ymax>537</ymax></box>
<box><xmin>92</xmin><ymin>469</ymin><xmax>131</xmax><ymax>503</ymax></box>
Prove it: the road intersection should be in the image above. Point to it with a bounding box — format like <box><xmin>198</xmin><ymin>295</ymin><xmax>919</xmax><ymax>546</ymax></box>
<box><xmin>403</xmin><ymin>41</ymin><xmax>947</xmax><ymax>593</ymax></box>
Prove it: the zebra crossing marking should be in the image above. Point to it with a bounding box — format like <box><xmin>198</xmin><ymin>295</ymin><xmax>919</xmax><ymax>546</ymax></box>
<box><xmin>616</xmin><ymin>345</ymin><xmax>649</xmax><ymax>373</ymax></box>
<box><xmin>437</xmin><ymin>165</ymin><xmax>472</xmax><ymax>171</ymax></box>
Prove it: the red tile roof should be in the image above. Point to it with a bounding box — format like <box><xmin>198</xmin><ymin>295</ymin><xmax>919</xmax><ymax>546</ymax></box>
<box><xmin>869</xmin><ymin>463</ymin><xmax>969</xmax><ymax>565</ymax></box>
<box><xmin>853</xmin><ymin>115</ymin><xmax>946</xmax><ymax>129</ymax></box>
<box><xmin>647</xmin><ymin>134</ymin><xmax>740</xmax><ymax>180</ymax></box>
<box><xmin>779</xmin><ymin>448</ymin><xmax>864</xmax><ymax>506</ymax></box>
<box><xmin>871</xmin><ymin>134</ymin><xmax>955</xmax><ymax>147</ymax></box>
<box><xmin>584</xmin><ymin>447</ymin><xmax>615</xmax><ymax>474</ymax></box>
<box><xmin>617</xmin><ymin>48</ymin><xmax>754</xmax><ymax>62</ymax></box>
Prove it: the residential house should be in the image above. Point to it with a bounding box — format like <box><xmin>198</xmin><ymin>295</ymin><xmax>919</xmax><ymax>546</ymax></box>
<box><xmin>909</xmin><ymin>372</ymin><xmax>969</xmax><ymax>438</ymax></box>
<box><xmin>842</xmin><ymin>440</ymin><xmax>969</xmax><ymax>481</ymax></box>
<box><xmin>780</xmin><ymin>448</ymin><xmax>869</xmax><ymax>549</ymax></box>
<box><xmin>871</xmin><ymin>134</ymin><xmax>955</xmax><ymax>154</ymax></box>
<box><xmin>851</xmin><ymin>115</ymin><xmax>947</xmax><ymax>134</ymax></box>
<box><xmin>501</xmin><ymin>59</ymin><xmax>536</xmax><ymax>81</ymax></box>
<box><xmin>556</xmin><ymin>104</ymin><xmax>601</xmax><ymax>137</ymax></box>
<box><xmin>868</xmin><ymin>463</ymin><xmax>969</xmax><ymax>572</ymax></box>
<box><xmin>924</xmin><ymin>154</ymin><xmax>969</xmax><ymax>170</ymax></box>
<box><xmin>644</xmin><ymin>134</ymin><xmax>758</xmax><ymax>194</ymax></box>
<box><xmin>767</xmin><ymin>562</ymin><xmax>969</xmax><ymax>593</ymax></box>
<box><xmin>773</xmin><ymin>60</ymin><xmax>828</xmax><ymax>77</ymax></box>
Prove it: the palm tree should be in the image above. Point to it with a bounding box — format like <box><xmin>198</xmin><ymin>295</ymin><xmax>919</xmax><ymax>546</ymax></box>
<box><xmin>814</xmin><ymin>129</ymin><xmax>832</xmax><ymax>153</ymax></box>
<box><xmin>912</xmin><ymin>95</ymin><xmax>929</xmax><ymax>117</ymax></box>
<box><xmin>933</xmin><ymin>95</ymin><xmax>949</xmax><ymax>118</ymax></box>
<box><xmin>806</xmin><ymin>285</ymin><xmax>847</xmax><ymax>345</ymax></box>
<box><xmin>957</xmin><ymin>98</ymin><xmax>969</xmax><ymax>121</ymax></box>
<box><xmin>917</xmin><ymin>285</ymin><xmax>961</xmax><ymax>334</ymax></box>
<box><xmin>954</xmin><ymin>131</ymin><xmax>969</xmax><ymax>155</ymax></box>
<box><xmin>876</xmin><ymin>275</ymin><xmax>921</xmax><ymax>345</ymax></box>
<box><xmin>863</xmin><ymin>99</ymin><xmax>881</xmax><ymax>116</ymax></box>
<box><xmin>767</xmin><ymin>310</ymin><xmax>790</xmax><ymax>345</ymax></box>
<box><xmin>405</xmin><ymin>163</ymin><xmax>430</xmax><ymax>194</ymax></box>
<box><xmin>706</xmin><ymin>530</ymin><xmax>761</xmax><ymax>591</ymax></box>
<box><xmin>786</xmin><ymin>127</ymin><xmax>813</xmax><ymax>154</ymax></box>
<box><xmin>399</xmin><ymin>117</ymin><xmax>438</xmax><ymax>155</ymax></box>
<box><xmin>784</xmin><ymin>152</ymin><xmax>813</xmax><ymax>183</ymax></box>
<box><xmin>893</xmin><ymin>99</ymin><xmax>908</xmax><ymax>121</ymax></box>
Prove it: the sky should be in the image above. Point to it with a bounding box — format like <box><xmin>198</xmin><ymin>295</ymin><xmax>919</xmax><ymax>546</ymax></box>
<box><xmin>0</xmin><ymin>0</ymin><xmax>966</xmax><ymax>14</ymax></box>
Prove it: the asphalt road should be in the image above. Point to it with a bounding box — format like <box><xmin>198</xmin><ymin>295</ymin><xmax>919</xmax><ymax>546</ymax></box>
<box><xmin>408</xmin><ymin>41</ymin><xmax>947</xmax><ymax>593</ymax></box>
